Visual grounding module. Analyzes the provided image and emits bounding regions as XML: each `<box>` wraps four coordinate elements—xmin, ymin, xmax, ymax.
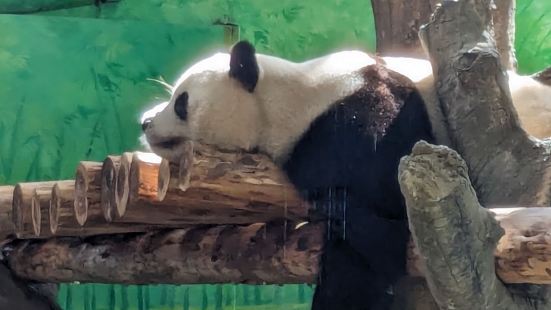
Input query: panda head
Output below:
<box><xmin>141</xmin><ymin>41</ymin><xmax>264</xmax><ymax>161</ymax></box>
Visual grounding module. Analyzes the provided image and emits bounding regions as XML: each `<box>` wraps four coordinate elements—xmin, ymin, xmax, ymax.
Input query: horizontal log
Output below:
<box><xmin>119</xmin><ymin>145</ymin><xmax>310</xmax><ymax>225</ymax></box>
<box><xmin>13</xmin><ymin>181</ymin><xmax>58</xmax><ymax>238</ymax></box>
<box><xmin>100</xmin><ymin>155</ymin><xmax>120</xmax><ymax>222</ymax></box>
<box><xmin>74</xmin><ymin>161</ymin><xmax>103</xmax><ymax>226</ymax></box>
<box><xmin>495</xmin><ymin>208</ymin><xmax>551</xmax><ymax>284</ymax></box>
<box><xmin>129</xmin><ymin>152</ymin><xmax>170</xmax><ymax>202</ymax></box>
<box><xmin>31</xmin><ymin>188</ymin><xmax>53</xmax><ymax>238</ymax></box>
<box><xmin>6</xmin><ymin>207</ymin><xmax>551</xmax><ymax>285</ymax></box>
<box><xmin>50</xmin><ymin>181</ymin><xmax>175</xmax><ymax>237</ymax></box>
<box><xmin>6</xmin><ymin>222</ymin><xmax>322</xmax><ymax>284</ymax></box>
<box><xmin>115</xmin><ymin>152</ymin><xmax>133</xmax><ymax>218</ymax></box>
<box><xmin>0</xmin><ymin>186</ymin><xmax>15</xmax><ymax>240</ymax></box>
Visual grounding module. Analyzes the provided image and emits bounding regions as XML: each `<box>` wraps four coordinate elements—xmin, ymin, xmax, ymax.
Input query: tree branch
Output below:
<box><xmin>399</xmin><ymin>141</ymin><xmax>547</xmax><ymax>309</ymax></box>
<box><xmin>419</xmin><ymin>0</ymin><xmax>551</xmax><ymax>207</ymax></box>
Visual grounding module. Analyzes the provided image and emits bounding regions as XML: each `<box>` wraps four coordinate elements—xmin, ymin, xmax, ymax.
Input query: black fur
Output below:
<box><xmin>229</xmin><ymin>41</ymin><xmax>259</xmax><ymax>92</ymax></box>
<box><xmin>174</xmin><ymin>91</ymin><xmax>189</xmax><ymax>121</ymax></box>
<box><xmin>281</xmin><ymin>65</ymin><xmax>435</xmax><ymax>310</ymax></box>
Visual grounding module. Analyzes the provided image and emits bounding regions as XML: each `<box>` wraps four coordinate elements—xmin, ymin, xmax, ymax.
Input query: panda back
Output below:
<box><xmin>281</xmin><ymin>64</ymin><xmax>435</xmax><ymax>219</ymax></box>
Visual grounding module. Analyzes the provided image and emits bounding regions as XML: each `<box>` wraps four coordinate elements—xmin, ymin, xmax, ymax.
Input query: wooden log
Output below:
<box><xmin>399</xmin><ymin>141</ymin><xmax>543</xmax><ymax>309</ymax></box>
<box><xmin>6</xmin><ymin>206</ymin><xmax>551</xmax><ymax>285</ymax></box>
<box><xmin>495</xmin><ymin>208</ymin><xmax>551</xmax><ymax>284</ymax></box>
<box><xmin>30</xmin><ymin>188</ymin><xmax>53</xmax><ymax>238</ymax></box>
<box><xmin>120</xmin><ymin>144</ymin><xmax>309</xmax><ymax>225</ymax></box>
<box><xmin>50</xmin><ymin>181</ymin><xmax>80</xmax><ymax>235</ymax></box>
<box><xmin>370</xmin><ymin>0</ymin><xmax>438</xmax><ymax>58</ymax></box>
<box><xmin>74</xmin><ymin>161</ymin><xmax>103</xmax><ymax>226</ymax></box>
<box><xmin>0</xmin><ymin>186</ymin><xmax>15</xmax><ymax>241</ymax></box>
<box><xmin>101</xmin><ymin>155</ymin><xmax>120</xmax><ymax>222</ymax></box>
<box><xmin>6</xmin><ymin>222</ymin><xmax>323</xmax><ymax>285</ymax></box>
<box><xmin>13</xmin><ymin>181</ymin><xmax>57</xmax><ymax>238</ymax></box>
<box><xmin>491</xmin><ymin>0</ymin><xmax>517</xmax><ymax>70</ymax></box>
<box><xmin>115</xmin><ymin>152</ymin><xmax>133</xmax><ymax>218</ymax></box>
<box><xmin>51</xmin><ymin>181</ymin><xmax>169</xmax><ymax>236</ymax></box>
<box><xmin>419</xmin><ymin>0</ymin><xmax>551</xmax><ymax>208</ymax></box>
<box><xmin>129</xmin><ymin>152</ymin><xmax>170</xmax><ymax>202</ymax></box>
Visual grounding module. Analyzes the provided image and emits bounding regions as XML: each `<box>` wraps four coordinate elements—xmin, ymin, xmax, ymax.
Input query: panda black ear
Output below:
<box><xmin>229</xmin><ymin>40</ymin><xmax>259</xmax><ymax>93</ymax></box>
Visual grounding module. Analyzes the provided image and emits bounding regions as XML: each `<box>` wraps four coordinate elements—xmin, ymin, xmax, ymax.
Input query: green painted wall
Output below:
<box><xmin>0</xmin><ymin>0</ymin><xmax>550</xmax><ymax>309</ymax></box>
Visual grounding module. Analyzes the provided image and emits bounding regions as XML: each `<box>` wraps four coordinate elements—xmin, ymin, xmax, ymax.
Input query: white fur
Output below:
<box><xmin>383</xmin><ymin>57</ymin><xmax>551</xmax><ymax>142</ymax></box>
<box><xmin>508</xmin><ymin>73</ymin><xmax>551</xmax><ymax>139</ymax></box>
<box><xmin>143</xmin><ymin>51</ymin><xmax>375</xmax><ymax>162</ymax></box>
<box><xmin>142</xmin><ymin>49</ymin><xmax>551</xmax><ymax>163</ymax></box>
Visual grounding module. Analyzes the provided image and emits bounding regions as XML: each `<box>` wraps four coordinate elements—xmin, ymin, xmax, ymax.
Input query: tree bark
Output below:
<box><xmin>115</xmin><ymin>152</ymin><xmax>133</xmax><ymax>218</ymax></box>
<box><xmin>0</xmin><ymin>186</ymin><xmax>15</xmax><ymax>241</ymax></box>
<box><xmin>31</xmin><ymin>188</ymin><xmax>53</xmax><ymax>238</ymax></box>
<box><xmin>492</xmin><ymin>0</ymin><xmax>517</xmax><ymax>70</ymax></box>
<box><xmin>399</xmin><ymin>141</ymin><xmax>548</xmax><ymax>309</ymax></box>
<box><xmin>419</xmin><ymin>0</ymin><xmax>551</xmax><ymax>208</ymax></box>
<box><xmin>129</xmin><ymin>152</ymin><xmax>170</xmax><ymax>202</ymax></box>
<box><xmin>8</xmin><ymin>206</ymin><xmax>551</xmax><ymax>286</ymax></box>
<box><xmin>101</xmin><ymin>155</ymin><xmax>120</xmax><ymax>222</ymax></box>
<box><xmin>370</xmin><ymin>0</ymin><xmax>439</xmax><ymax>58</ymax></box>
<box><xmin>370</xmin><ymin>0</ymin><xmax>517</xmax><ymax>67</ymax></box>
<box><xmin>74</xmin><ymin>161</ymin><xmax>104</xmax><ymax>226</ymax></box>
<box><xmin>13</xmin><ymin>181</ymin><xmax>58</xmax><ymax>238</ymax></box>
<box><xmin>49</xmin><ymin>180</ymin><xmax>171</xmax><ymax>236</ymax></box>
<box><xmin>118</xmin><ymin>144</ymin><xmax>310</xmax><ymax>225</ymax></box>
<box><xmin>6</xmin><ymin>222</ymin><xmax>323</xmax><ymax>285</ymax></box>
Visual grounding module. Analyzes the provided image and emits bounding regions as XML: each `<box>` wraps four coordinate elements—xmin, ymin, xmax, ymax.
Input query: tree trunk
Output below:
<box><xmin>74</xmin><ymin>162</ymin><xmax>104</xmax><ymax>226</ymax></box>
<box><xmin>419</xmin><ymin>0</ymin><xmax>551</xmax><ymax>208</ymax></box>
<box><xmin>492</xmin><ymin>0</ymin><xmax>517</xmax><ymax>70</ymax></box>
<box><xmin>7</xmin><ymin>207</ymin><xmax>551</xmax><ymax>285</ymax></box>
<box><xmin>370</xmin><ymin>0</ymin><xmax>439</xmax><ymax>58</ymax></box>
<box><xmin>6</xmin><ymin>222</ymin><xmax>323</xmax><ymax>285</ymax></box>
<box><xmin>0</xmin><ymin>186</ymin><xmax>15</xmax><ymax>241</ymax></box>
<box><xmin>399</xmin><ymin>141</ymin><xmax>548</xmax><ymax>309</ymax></box>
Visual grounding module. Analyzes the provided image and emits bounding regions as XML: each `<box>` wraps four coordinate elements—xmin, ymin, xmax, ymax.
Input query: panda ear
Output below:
<box><xmin>229</xmin><ymin>40</ymin><xmax>259</xmax><ymax>93</ymax></box>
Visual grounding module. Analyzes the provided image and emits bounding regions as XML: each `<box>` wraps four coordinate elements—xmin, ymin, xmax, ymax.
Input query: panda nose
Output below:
<box><xmin>141</xmin><ymin>118</ymin><xmax>153</xmax><ymax>132</ymax></box>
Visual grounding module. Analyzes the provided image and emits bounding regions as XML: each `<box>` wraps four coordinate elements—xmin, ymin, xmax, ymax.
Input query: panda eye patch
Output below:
<box><xmin>174</xmin><ymin>92</ymin><xmax>188</xmax><ymax>121</ymax></box>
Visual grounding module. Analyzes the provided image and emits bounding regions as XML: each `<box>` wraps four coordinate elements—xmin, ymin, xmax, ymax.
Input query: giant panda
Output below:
<box><xmin>140</xmin><ymin>40</ymin><xmax>551</xmax><ymax>310</ymax></box>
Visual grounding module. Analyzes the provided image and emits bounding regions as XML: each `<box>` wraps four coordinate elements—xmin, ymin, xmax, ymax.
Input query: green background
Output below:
<box><xmin>0</xmin><ymin>0</ymin><xmax>549</xmax><ymax>309</ymax></box>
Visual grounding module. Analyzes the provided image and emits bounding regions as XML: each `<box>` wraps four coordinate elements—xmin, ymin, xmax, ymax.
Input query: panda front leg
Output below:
<box><xmin>311</xmin><ymin>202</ymin><xmax>409</xmax><ymax>310</ymax></box>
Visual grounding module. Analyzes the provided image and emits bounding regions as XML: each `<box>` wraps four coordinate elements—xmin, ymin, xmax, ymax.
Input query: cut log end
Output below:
<box><xmin>129</xmin><ymin>152</ymin><xmax>170</xmax><ymax>202</ymax></box>
<box><xmin>116</xmin><ymin>152</ymin><xmax>133</xmax><ymax>218</ymax></box>
<box><xmin>101</xmin><ymin>156</ymin><xmax>120</xmax><ymax>222</ymax></box>
<box><xmin>49</xmin><ymin>183</ymin><xmax>66</xmax><ymax>235</ymax></box>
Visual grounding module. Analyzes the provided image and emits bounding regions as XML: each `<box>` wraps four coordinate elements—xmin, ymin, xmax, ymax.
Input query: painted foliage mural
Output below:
<box><xmin>0</xmin><ymin>0</ymin><xmax>549</xmax><ymax>309</ymax></box>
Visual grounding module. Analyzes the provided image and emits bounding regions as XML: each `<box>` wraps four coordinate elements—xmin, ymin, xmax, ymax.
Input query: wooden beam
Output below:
<box><xmin>6</xmin><ymin>205</ymin><xmax>551</xmax><ymax>285</ymax></box>
<box><xmin>6</xmin><ymin>222</ymin><xmax>323</xmax><ymax>285</ymax></box>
